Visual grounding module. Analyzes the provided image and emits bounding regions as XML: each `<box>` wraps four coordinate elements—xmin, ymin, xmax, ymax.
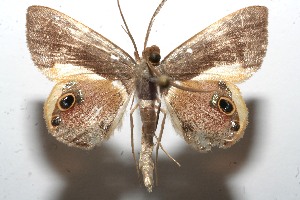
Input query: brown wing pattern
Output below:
<box><xmin>44</xmin><ymin>78</ymin><xmax>132</xmax><ymax>149</ymax></box>
<box><xmin>26</xmin><ymin>6</ymin><xmax>135</xmax><ymax>81</ymax></box>
<box><xmin>164</xmin><ymin>81</ymin><xmax>248</xmax><ymax>151</ymax></box>
<box><xmin>160</xmin><ymin>6</ymin><xmax>268</xmax><ymax>82</ymax></box>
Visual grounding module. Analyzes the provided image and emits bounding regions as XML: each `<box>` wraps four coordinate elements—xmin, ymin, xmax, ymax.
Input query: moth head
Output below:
<box><xmin>143</xmin><ymin>45</ymin><xmax>161</xmax><ymax>66</ymax></box>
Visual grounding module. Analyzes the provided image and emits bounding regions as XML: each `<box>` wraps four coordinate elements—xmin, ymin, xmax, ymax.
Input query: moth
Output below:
<box><xmin>26</xmin><ymin>0</ymin><xmax>268</xmax><ymax>192</ymax></box>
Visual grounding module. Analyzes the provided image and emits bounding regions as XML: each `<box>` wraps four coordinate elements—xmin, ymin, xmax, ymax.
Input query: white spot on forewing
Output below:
<box><xmin>111</xmin><ymin>54</ymin><xmax>119</xmax><ymax>61</ymax></box>
<box><xmin>54</xmin><ymin>16</ymin><xmax>60</xmax><ymax>21</ymax></box>
<box><xmin>186</xmin><ymin>48</ymin><xmax>193</xmax><ymax>54</ymax></box>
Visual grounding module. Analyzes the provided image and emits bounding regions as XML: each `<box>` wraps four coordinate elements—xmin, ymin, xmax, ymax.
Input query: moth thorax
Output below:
<box><xmin>135</xmin><ymin>77</ymin><xmax>157</xmax><ymax>100</ymax></box>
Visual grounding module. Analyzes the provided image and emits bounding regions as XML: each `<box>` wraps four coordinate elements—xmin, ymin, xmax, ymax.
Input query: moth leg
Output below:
<box><xmin>154</xmin><ymin>107</ymin><xmax>181</xmax><ymax>180</ymax></box>
<box><xmin>152</xmin><ymin>96</ymin><xmax>163</xmax><ymax>186</ymax></box>
<box><xmin>154</xmin><ymin>105</ymin><xmax>165</xmax><ymax>187</ymax></box>
<box><xmin>130</xmin><ymin>100</ymin><xmax>140</xmax><ymax>180</ymax></box>
<box><xmin>155</xmin><ymin>101</ymin><xmax>161</xmax><ymax>130</ymax></box>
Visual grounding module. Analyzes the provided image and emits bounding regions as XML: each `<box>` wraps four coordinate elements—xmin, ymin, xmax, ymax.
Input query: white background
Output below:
<box><xmin>1</xmin><ymin>0</ymin><xmax>300</xmax><ymax>199</ymax></box>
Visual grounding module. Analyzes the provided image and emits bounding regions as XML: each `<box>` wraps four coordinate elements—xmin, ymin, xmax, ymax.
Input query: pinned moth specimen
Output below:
<box><xmin>26</xmin><ymin>0</ymin><xmax>268</xmax><ymax>192</ymax></box>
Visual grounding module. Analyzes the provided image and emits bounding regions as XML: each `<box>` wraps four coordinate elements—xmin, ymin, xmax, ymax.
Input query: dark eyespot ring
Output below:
<box><xmin>58</xmin><ymin>93</ymin><xmax>76</xmax><ymax>111</ymax></box>
<box><xmin>218</xmin><ymin>97</ymin><xmax>235</xmax><ymax>115</ymax></box>
<box><xmin>51</xmin><ymin>115</ymin><xmax>61</xmax><ymax>126</ymax></box>
<box><xmin>231</xmin><ymin>121</ymin><xmax>240</xmax><ymax>131</ymax></box>
<box><xmin>149</xmin><ymin>52</ymin><xmax>161</xmax><ymax>63</ymax></box>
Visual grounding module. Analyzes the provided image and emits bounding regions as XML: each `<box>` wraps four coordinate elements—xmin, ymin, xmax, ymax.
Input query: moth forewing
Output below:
<box><xmin>26</xmin><ymin>6</ymin><xmax>136</xmax><ymax>82</ymax></box>
<box><xmin>159</xmin><ymin>6</ymin><xmax>268</xmax><ymax>83</ymax></box>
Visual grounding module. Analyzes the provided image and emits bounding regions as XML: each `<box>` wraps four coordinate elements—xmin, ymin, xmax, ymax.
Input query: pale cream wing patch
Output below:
<box><xmin>44</xmin><ymin>76</ymin><xmax>133</xmax><ymax>149</ymax></box>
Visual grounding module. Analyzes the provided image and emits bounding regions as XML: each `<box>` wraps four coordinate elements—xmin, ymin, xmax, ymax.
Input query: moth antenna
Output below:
<box><xmin>144</xmin><ymin>0</ymin><xmax>167</xmax><ymax>50</ymax></box>
<box><xmin>117</xmin><ymin>0</ymin><xmax>140</xmax><ymax>61</ymax></box>
<box><xmin>121</xmin><ymin>25</ymin><xmax>129</xmax><ymax>35</ymax></box>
